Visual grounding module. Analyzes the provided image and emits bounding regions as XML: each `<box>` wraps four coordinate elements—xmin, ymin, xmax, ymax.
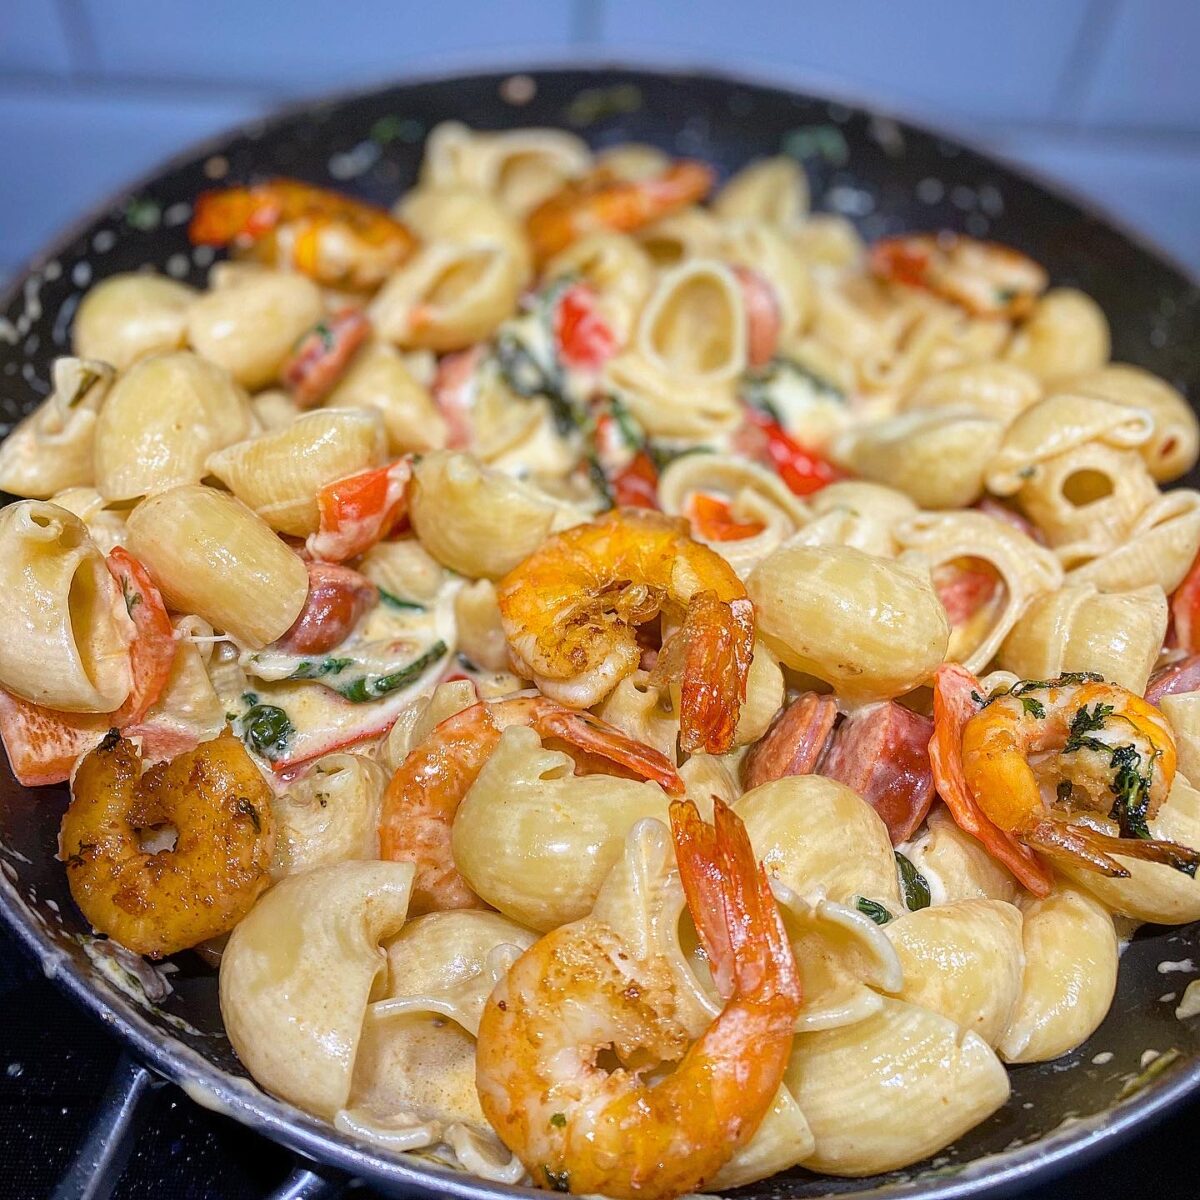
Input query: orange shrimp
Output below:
<box><xmin>870</xmin><ymin>232</ymin><xmax>1048</xmax><ymax>318</ymax></box>
<box><xmin>189</xmin><ymin>177</ymin><xmax>416</xmax><ymax>289</ymax></box>
<box><xmin>474</xmin><ymin>796</ymin><xmax>802</xmax><ymax>1198</ymax></box>
<box><xmin>496</xmin><ymin>509</ymin><xmax>755</xmax><ymax>754</ymax></box>
<box><xmin>527</xmin><ymin>160</ymin><xmax>715</xmax><ymax>264</ymax></box>
<box><xmin>378</xmin><ymin>696</ymin><xmax>683</xmax><ymax>914</ymax></box>
<box><xmin>933</xmin><ymin>664</ymin><xmax>1199</xmax><ymax>888</ymax></box>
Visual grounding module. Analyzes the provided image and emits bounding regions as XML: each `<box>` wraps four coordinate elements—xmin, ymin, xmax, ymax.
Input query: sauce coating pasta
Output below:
<box><xmin>2</xmin><ymin>122</ymin><xmax>1199</xmax><ymax>1196</ymax></box>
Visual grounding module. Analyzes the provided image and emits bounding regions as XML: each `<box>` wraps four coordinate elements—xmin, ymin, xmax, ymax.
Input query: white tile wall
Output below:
<box><xmin>1</xmin><ymin>0</ymin><xmax>1198</xmax><ymax>278</ymax></box>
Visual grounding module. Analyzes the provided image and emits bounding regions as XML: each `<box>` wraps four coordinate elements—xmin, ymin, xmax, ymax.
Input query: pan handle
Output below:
<box><xmin>51</xmin><ymin>1051</ymin><xmax>162</xmax><ymax>1200</ymax></box>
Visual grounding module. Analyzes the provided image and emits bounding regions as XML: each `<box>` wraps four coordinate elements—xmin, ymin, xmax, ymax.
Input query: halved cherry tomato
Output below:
<box><xmin>282</xmin><ymin>307</ymin><xmax>370</xmax><ymax>409</ymax></box>
<box><xmin>732</xmin><ymin>266</ymin><xmax>782</xmax><ymax>369</ymax></box>
<box><xmin>1171</xmin><ymin>551</ymin><xmax>1200</xmax><ymax>653</ymax></box>
<box><xmin>611</xmin><ymin>449</ymin><xmax>660</xmax><ymax>509</ymax></box>
<box><xmin>0</xmin><ymin>549</ymin><xmax>176</xmax><ymax>786</ymax></box>
<box><xmin>686</xmin><ymin>492</ymin><xmax>765</xmax><ymax>542</ymax></box>
<box><xmin>306</xmin><ymin>459</ymin><xmax>412</xmax><ymax>563</ymax></box>
<box><xmin>739</xmin><ymin>406</ymin><xmax>846</xmax><ymax>497</ymax></box>
<box><xmin>929</xmin><ymin>663</ymin><xmax>1053</xmax><ymax>897</ymax></box>
<box><xmin>553</xmin><ymin>282</ymin><xmax>618</xmax><ymax>371</ymax></box>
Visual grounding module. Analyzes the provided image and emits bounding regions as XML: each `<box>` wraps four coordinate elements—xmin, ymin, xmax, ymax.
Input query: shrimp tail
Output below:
<box><xmin>670</xmin><ymin>796</ymin><xmax>802</xmax><ymax>1010</ymax></box>
<box><xmin>1028</xmin><ymin>820</ymin><xmax>1200</xmax><ymax>879</ymax></box>
<box><xmin>530</xmin><ymin>703</ymin><xmax>685</xmax><ymax>796</ymax></box>
<box><xmin>672</xmin><ymin>592</ymin><xmax>755</xmax><ymax>755</ymax></box>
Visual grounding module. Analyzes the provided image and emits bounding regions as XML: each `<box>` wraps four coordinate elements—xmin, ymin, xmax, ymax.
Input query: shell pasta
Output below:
<box><xmin>3</xmin><ymin>123</ymin><xmax>1200</xmax><ymax>1199</ymax></box>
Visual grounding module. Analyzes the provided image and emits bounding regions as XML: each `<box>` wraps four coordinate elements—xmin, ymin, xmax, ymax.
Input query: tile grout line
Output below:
<box><xmin>1051</xmin><ymin>0</ymin><xmax>1123</xmax><ymax>130</ymax></box>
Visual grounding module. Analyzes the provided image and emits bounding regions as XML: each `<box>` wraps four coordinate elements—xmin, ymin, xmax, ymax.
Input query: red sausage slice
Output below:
<box><xmin>741</xmin><ymin>692</ymin><xmax>838</xmax><ymax>792</ymax></box>
<box><xmin>820</xmin><ymin>701</ymin><xmax>936</xmax><ymax>845</ymax></box>
<box><xmin>1146</xmin><ymin>655</ymin><xmax>1200</xmax><ymax>706</ymax></box>
<box><xmin>273</xmin><ymin>562</ymin><xmax>379</xmax><ymax>656</ymax></box>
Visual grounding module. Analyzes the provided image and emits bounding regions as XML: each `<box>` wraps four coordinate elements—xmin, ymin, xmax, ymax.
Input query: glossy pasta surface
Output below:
<box><xmin>2</xmin><ymin>120</ymin><xmax>1200</xmax><ymax>1199</ymax></box>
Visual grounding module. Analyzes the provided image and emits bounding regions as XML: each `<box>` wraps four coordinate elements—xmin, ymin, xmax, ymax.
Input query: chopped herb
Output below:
<box><xmin>288</xmin><ymin>657</ymin><xmax>354</xmax><ymax>681</ymax></box>
<box><xmin>543</xmin><ymin>1166</ymin><xmax>572</xmax><ymax>1192</ymax></box>
<box><xmin>607</xmin><ymin>393</ymin><xmax>645</xmax><ymax>450</ymax></box>
<box><xmin>854</xmin><ymin>897</ymin><xmax>893</xmax><ymax>925</ymax></box>
<box><xmin>224</xmin><ymin>712</ymin><xmax>237</xmax><ymax>723</ymax></box>
<box><xmin>994</xmin><ymin>286</ymin><xmax>1019</xmax><ymax>305</ymax></box>
<box><xmin>235</xmin><ymin>797</ymin><xmax>262</xmax><ymax>833</ymax></box>
<box><xmin>1009</xmin><ymin>672</ymin><xmax>1103</xmax><ymax>697</ymax></box>
<box><xmin>494</xmin><ymin>331</ymin><xmax>579</xmax><ymax>435</ymax></box>
<box><xmin>369</xmin><ymin>114</ymin><xmax>423</xmax><ymax>144</ymax></box>
<box><xmin>1017</xmin><ymin>465</ymin><xmax>1037</xmax><ymax>480</ymax></box>
<box><xmin>549</xmin><ymin>1112</ymin><xmax>567</xmax><ymax>1129</ymax></box>
<box><xmin>1118</xmin><ymin>1048</ymin><xmax>1182</xmax><ymax>1099</ymax></box>
<box><xmin>1063</xmin><ymin>702</ymin><xmax>1115</xmax><ymax>754</ymax></box>
<box><xmin>895</xmin><ymin>852</ymin><xmax>931</xmax><ymax>911</ymax></box>
<box><xmin>586</xmin><ymin>454</ymin><xmax>614</xmax><ymax>508</ymax></box>
<box><xmin>120</xmin><ymin>575</ymin><xmax>142</xmax><ymax>617</ymax></box>
<box><xmin>1108</xmin><ymin>742</ymin><xmax>1153</xmax><ymax>840</ymax></box>
<box><xmin>969</xmin><ymin>689</ymin><xmax>987</xmax><ymax>707</ymax></box>
<box><xmin>1019</xmin><ymin>695</ymin><xmax>1046</xmax><ymax>719</ymax></box>
<box><xmin>334</xmin><ymin>641</ymin><xmax>447</xmax><ymax>703</ymax></box>
<box><xmin>378</xmin><ymin>588</ymin><xmax>425</xmax><ymax>612</ymax></box>
<box><xmin>312</xmin><ymin>321</ymin><xmax>334</xmax><ymax>351</ymax></box>
<box><xmin>743</xmin><ymin>356</ymin><xmax>845</xmax><ymax>418</ymax></box>
<box><xmin>1056</xmin><ymin>780</ymin><xmax>1074</xmax><ymax>803</ymax></box>
<box><xmin>241</xmin><ymin>692</ymin><xmax>260</xmax><ymax>707</ymax></box>
<box><xmin>240</xmin><ymin>704</ymin><xmax>294</xmax><ymax>761</ymax></box>
<box><xmin>456</xmin><ymin>651</ymin><xmax>480</xmax><ymax>674</ymax></box>
<box><xmin>99</xmin><ymin>728</ymin><xmax>121</xmax><ymax>752</ymax></box>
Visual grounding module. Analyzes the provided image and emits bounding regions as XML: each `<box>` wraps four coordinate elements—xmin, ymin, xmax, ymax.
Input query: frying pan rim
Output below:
<box><xmin>0</xmin><ymin>56</ymin><xmax>1197</xmax><ymax>1200</ymax></box>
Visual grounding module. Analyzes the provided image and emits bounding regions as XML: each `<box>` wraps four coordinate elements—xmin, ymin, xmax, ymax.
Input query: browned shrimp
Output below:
<box><xmin>189</xmin><ymin>177</ymin><xmax>416</xmax><ymax>289</ymax></box>
<box><xmin>497</xmin><ymin>509</ymin><xmax>755</xmax><ymax>754</ymax></box>
<box><xmin>527</xmin><ymin>160</ymin><xmax>715</xmax><ymax>263</ymax></box>
<box><xmin>60</xmin><ymin>731</ymin><xmax>274</xmax><ymax>958</ymax></box>
<box><xmin>475</xmin><ymin>797</ymin><xmax>803</xmax><ymax>1198</ymax></box>
<box><xmin>379</xmin><ymin>696</ymin><xmax>683</xmax><ymax>914</ymax></box>
<box><xmin>870</xmin><ymin>232</ymin><xmax>1048</xmax><ymax>318</ymax></box>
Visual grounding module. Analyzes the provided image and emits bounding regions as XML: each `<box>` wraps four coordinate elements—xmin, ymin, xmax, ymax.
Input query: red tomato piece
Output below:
<box><xmin>281</xmin><ymin>307</ymin><xmax>370</xmax><ymax>409</ymax></box>
<box><xmin>611</xmin><ymin>450</ymin><xmax>660</xmax><ymax>509</ymax></box>
<box><xmin>1171</xmin><ymin>551</ymin><xmax>1200</xmax><ymax>654</ymax></box>
<box><xmin>307</xmin><ymin>459</ymin><xmax>412</xmax><ymax>563</ymax></box>
<box><xmin>553</xmin><ymin>282</ymin><xmax>618</xmax><ymax>371</ymax></box>
<box><xmin>106</xmin><ymin>547</ymin><xmax>176</xmax><ymax>726</ymax></box>
<box><xmin>740</xmin><ymin>406</ymin><xmax>846</xmax><ymax>497</ymax></box>
<box><xmin>686</xmin><ymin>492</ymin><xmax>765</xmax><ymax>542</ymax></box>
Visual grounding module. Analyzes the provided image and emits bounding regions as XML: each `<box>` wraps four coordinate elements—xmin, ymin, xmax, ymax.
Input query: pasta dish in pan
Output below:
<box><xmin>2</xmin><ymin>119</ymin><xmax>1200</xmax><ymax>1196</ymax></box>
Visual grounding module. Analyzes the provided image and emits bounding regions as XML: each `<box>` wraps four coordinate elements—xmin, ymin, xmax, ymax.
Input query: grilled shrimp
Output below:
<box><xmin>189</xmin><ymin>177</ymin><xmax>416</xmax><ymax>289</ymax></box>
<box><xmin>527</xmin><ymin>160</ymin><xmax>714</xmax><ymax>263</ymax></box>
<box><xmin>378</xmin><ymin>696</ymin><xmax>683</xmax><ymax>914</ymax></box>
<box><xmin>475</xmin><ymin>797</ymin><xmax>803</xmax><ymax>1198</ymax></box>
<box><xmin>869</xmin><ymin>233</ymin><xmax>1048</xmax><ymax>318</ymax></box>
<box><xmin>496</xmin><ymin>509</ymin><xmax>755</xmax><ymax>754</ymax></box>
<box><xmin>60</xmin><ymin>731</ymin><xmax>275</xmax><ymax>958</ymax></box>
<box><xmin>934</xmin><ymin>666</ymin><xmax>1200</xmax><ymax>886</ymax></box>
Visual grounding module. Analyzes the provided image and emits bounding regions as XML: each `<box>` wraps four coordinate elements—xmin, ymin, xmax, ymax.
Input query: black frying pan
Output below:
<box><xmin>2</xmin><ymin>65</ymin><xmax>1200</xmax><ymax>1200</ymax></box>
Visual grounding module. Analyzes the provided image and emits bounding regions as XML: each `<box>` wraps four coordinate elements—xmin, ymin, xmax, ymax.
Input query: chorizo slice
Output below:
<box><xmin>741</xmin><ymin>691</ymin><xmax>837</xmax><ymax>791</ymax></box>
<box><xmin>820</xmin><ymin>701</ymin><xmax>935</xmax><ymax>845</ymax></box>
